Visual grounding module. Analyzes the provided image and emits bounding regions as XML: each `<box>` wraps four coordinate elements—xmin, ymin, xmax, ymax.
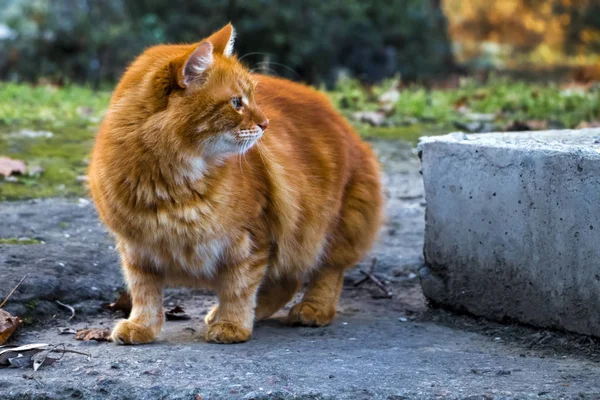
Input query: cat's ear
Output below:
<box><xmin>206</xmin><ymin>23</ymin><xmax>236</xmax><ymax>57</ymax></box>
<box><xmin>179</xmin><ymin>41</ymin><xmax>214</xmax><ymax>87</ymax></box>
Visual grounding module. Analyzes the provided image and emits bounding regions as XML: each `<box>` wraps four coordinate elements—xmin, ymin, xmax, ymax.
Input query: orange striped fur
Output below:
<box><xmin>88</xmin><ymin>24</ymin><xmax>383</xmax><ymax>344</ymax></box>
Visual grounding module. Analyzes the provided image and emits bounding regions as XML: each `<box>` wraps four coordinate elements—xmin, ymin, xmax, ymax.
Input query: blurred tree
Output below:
<box><xmin>0</xmin><ymin>0</ymin><xmax>457</xmax><ymax>85</ymax></box>
<box><xmin>443</xmin><ymin>0</ymin><xmax>600</xmax><ymax>69</ymax></box>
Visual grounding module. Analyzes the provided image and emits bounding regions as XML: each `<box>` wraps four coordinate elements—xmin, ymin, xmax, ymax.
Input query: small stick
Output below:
<box><xmin>0</xmin><ymin>273</ymin><xmax>29</xmax><ymax>308</ymax></box>
<box><xmin>54</xmin><ymin>348</ymin><xmax>92</xmax><ymax>357</ymax></box>
<box><xmin>354</xmin><ymin>258</ymin><xmax>377</xmax><ymax>287</ymax></box>
<box><xmin>56</xmin><ymin>300</ymin><xmax>76</xmax><ymax>320</ymax></box>
<box><xmin>355</xmin><ymin>258</ymin><xmax>393</xmax><ymax>298</ymax></box>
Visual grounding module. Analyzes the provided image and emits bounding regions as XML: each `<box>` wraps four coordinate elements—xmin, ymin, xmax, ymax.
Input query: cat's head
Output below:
<box><xmin>141</xmin><ymin>24</ymin><xmax>268</xmax><ymax>160</ymax></box>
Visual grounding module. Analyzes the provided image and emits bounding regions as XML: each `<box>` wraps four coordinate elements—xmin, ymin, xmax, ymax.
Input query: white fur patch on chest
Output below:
<box><xmin>181</xmin><ymin>157</ymin><xmax>207</xmax><ymax>182</ymax></box>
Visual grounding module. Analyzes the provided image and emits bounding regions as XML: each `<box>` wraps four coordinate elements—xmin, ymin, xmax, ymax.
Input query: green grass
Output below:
<box><xmin>1</xmin><ymin>77</ymin><xmax>599</xmax><ymax>200</ymax></box>
<box><xmin>0</xmin><ymin>83</ymin><xmax>111</xmax><ymax>200</ymax></box>
<box><xmin>0</xmin><ymin>237</ymin><xmax>42</xmax><ymax>245</ymax></box>
<box><xmin>330</xmin><ymin>75</ymin><xmax>600</xmax><ymax>139</ymax></box>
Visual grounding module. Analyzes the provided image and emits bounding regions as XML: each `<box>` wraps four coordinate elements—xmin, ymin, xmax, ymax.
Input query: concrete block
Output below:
<box><xmin>419</xmin><ymin>129</ymin><xmax>600</xmax><ymax>336</ymax></box>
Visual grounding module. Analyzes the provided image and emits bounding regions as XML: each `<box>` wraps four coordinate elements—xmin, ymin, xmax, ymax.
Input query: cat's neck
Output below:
<box><xmin>110</xmin><ymin>139</ymin><xmax>226</xmax><ymax>206</ymax></box>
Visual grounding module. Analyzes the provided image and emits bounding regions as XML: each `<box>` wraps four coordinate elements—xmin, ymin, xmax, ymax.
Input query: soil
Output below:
<box><xmin>1</xmin><ymin>139</ymin><xmax>599</xmax><ymax>399</ymax></box>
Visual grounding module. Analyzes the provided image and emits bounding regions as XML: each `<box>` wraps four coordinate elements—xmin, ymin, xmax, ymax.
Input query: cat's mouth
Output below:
<box><xmin>237</xmin><ymin>127</ymin><xmax>264</xmax><ymax>141</ymax></box>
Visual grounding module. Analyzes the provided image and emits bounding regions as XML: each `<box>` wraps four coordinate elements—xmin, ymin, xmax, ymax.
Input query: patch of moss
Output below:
<box><xmin>0</xmin><ymin>83</ymin><xmax>109</xmax><ymax>200</ymax></box>
<box><xmin>358</xmin><ymin>124</ymin><xmax>450</xmax><ymax>144</ymax></box>
<box><xmin>0</xmin><ymin>122</ymin><xmax>97</xmax><ymax>200</ymax></box>
<box><xmin>25</xmin><ymin>298</ymin><xmax>40</xmax><ymax>312</ymax></box>
<box><xmin>0</xmin><ymin>237</ymin><xmax>42</xmax><ymax>245</ymax></box>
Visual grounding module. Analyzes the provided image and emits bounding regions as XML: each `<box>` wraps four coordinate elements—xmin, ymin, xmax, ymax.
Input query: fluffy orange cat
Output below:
<box><xmin>88</xmin><ymin>23</ymin><xmax>383</xmax><ymax>345</ymax></box>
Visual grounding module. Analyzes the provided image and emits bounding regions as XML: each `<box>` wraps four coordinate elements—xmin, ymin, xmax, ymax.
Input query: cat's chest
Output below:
<box><xmin>126</xmin><ymin>202</ymin><xmax>233</xmax><ymax>277</ymax></box>
<box><xmin>124</xmin><ymin>235</ymin><xmax>230</xmax><ymax>278</ymax></box>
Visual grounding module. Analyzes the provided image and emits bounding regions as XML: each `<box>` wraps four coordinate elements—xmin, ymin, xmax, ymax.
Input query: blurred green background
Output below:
<box><xmin>0</xmin><ymin>0</ymin><xmax>599</xmax><ymax>200</ymax></box>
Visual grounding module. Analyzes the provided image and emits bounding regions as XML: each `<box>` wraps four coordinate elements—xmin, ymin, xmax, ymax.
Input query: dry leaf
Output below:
<box><xmin>0</xmin><ymin>344</ymin><xmax>49</xmax><ymax>366</ymax></box>
<box><xmin>8</xmin><ymin>354</ymin><xmax>34</xmax><ymax>368</ymax></box>
<box><xmin>75</xmin><ymin>328</ymin><xmax>112</xmax><ymax>342</ymax></box>
<box><xmin>454</xmin><ymin>95</ymin><xmax>469</xmax><ymax>111</ymax></box>
<box><xmin>0</xmin><ymin>309</ymin><xmax>22</xmax><ymax>345</ymax></box>
<box><xmin>32</xmin><ymin>348</ymin><xmax>59</xmax><ymax>371</ymax></box>
<box><xmin>103</xmin><ymin>291</ymin><xmax>132</xmax><ymax>317</ymax></box>
<box><xmin>576</xmin><ymin>121</ymin><xmax>600</xmax><ymax>129</ymax></box>
<box><xmin>165</xmin><ymin>305</ymin><xmax>191</xmax><ymax>321</ymax></box>
<box><xmin>0</xmin><ymin>343</ymin><xmax>90</xmax><ymax>370</ymax></box>
<box><xmin>0</xmin><ymin>157</ymin><xmax>26</xmax><ymax>178</ymax></box>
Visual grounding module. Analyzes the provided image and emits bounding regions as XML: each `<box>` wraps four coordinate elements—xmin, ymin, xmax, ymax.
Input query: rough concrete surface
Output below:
<box><xmin>1</xmin><ymin>139</ymin><xmax>600</xmax><ymax>399</ymax></box>
<box><xmin>419</xmin><ymin>129</ymin><xmax>600</xmax><ymax>337</ymax></box>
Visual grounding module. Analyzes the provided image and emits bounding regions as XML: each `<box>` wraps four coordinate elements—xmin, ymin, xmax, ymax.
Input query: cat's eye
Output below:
<box><xmin>231</xmin><ymin>96</ymin><xmax>243</xmax><ymax>111</ymax></box>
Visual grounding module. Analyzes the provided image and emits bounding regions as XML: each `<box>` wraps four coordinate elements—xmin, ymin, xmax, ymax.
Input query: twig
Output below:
<box><xmin>353</xmin><ymin>258</ymin><xmax>377</xmax><ymax>287</ymax></box>
<box><xmin>55</xmin><ymin>300</ymin><xmax>76</xmax><ymax>320</ymax></box>
<box><xmin>54</xmin><ymin>348</ymin><xmax>92</xmax><ymax>357</ymax></box>
<box><xmin>354</xmin><ymin>258</ymin><xmax>393</xmax><ymax>298</ymax></box>
<box><xmin>0</xmin><ymin>273</ymin><xmax>29</xmax><ymax>308</ymax></box>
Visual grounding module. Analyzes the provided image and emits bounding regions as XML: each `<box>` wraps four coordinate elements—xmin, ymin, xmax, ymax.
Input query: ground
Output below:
<box><xmin>1</xmin><ymin>140</ymin><xmax>600</xmax><ymax>399</ymax></box>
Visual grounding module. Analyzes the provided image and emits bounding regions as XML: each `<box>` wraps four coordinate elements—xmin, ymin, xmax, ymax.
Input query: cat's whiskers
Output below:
<box><xmin>256</xmin><ymin>138</ymin><xmax>283</xmax><ymax>172</ymax></box>
<box><xmin>242</xmin><ymin>138</ymin><xmax>252</xmax><ymax>169</ymax></box>
<box><xmin>238</xmin><ymin>142</ymin><xmax>245</xmax><ymax>176</ymax></box>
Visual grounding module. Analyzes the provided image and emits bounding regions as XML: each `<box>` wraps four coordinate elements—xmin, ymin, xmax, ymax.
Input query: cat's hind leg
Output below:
<box><xmin>255</xmin><ymin>274</ymin><xmax>301</xmax><ymax>321</ymax></box>
<box><xmin>205</xmin><ymin>274</ymin><xmax>300</xmax><ymax>325</ymax></box>
<box><xmin>288</xmin><ymin>264</ymin><xmax>344</xmax><ymax>326</ymax></box>
<box><xmin>288</xmin><ymin>164</ymin><xmax>382</xmax><ymax>327</ymax></box>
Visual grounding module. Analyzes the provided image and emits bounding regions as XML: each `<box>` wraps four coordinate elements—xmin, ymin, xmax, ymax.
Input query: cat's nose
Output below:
<box><xmin>257</xmin><ymin>119</ymin><xmax>269</xmax><ymax>131</ymax></box>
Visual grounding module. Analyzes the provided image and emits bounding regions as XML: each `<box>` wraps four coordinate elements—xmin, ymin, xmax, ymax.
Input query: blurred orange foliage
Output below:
<box><xmin>443</xmin><ymin>0</ymin><xmax>600</xmax><ymax>69</ymax></box>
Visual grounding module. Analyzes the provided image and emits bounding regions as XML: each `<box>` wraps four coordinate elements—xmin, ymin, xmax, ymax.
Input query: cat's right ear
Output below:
<box><xmin>178</xmin><ymin>41</ymin><xmax>214</xmax><ymax>88</ymax></box>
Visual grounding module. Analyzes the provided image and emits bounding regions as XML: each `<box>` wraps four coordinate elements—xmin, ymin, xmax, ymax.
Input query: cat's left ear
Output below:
<box><xmin>179</xmin><ymin>41</ymin><xmax>214</xmax><ymax>88</ymax></box>
<box><xmin>206</xmin><ymin>23</ymin><xmax>236</xmax><ymax>57</ymax></box>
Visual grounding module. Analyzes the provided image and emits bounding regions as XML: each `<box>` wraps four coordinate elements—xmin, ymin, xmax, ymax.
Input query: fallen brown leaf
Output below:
<box><xmin>75</xmin><ymin>328</ymin><xmax>112</xmax><ymax>342</ymax></box>
<box><xmin>165</xmin><ymin>305</ymin><xmax>191</xmax><ymax>321</ymax></box>
<box><xmin>0</xmin><ymin>157</ymin><xmax>26</xmax><ymax>178</ymax></box>
<box><xmin>576</xmin><ymin>121</ymin><xmax>600</xmax><ymax>129</ymax></box>
<box><xmin>454</xmin><ymin>95</ymin><xmax>469</xmax><ymax>110</ymax></box>
<box><xmin>103</xmin><ymin>291</ymin><xmax>132</xmax><ymax>317</ymax></box>
<box><xmin>0</xmin><ymin>309</ymin><xmax>22</xmax><ymax>345</ymax></box>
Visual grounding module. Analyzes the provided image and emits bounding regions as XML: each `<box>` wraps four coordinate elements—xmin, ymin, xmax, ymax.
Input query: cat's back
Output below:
<box><xmin>253</xmin><ymin>75</ymin><xmax>355</xmax><ymax>141</ymax></box>
<box><xmin>252</xmin><ymin>74</ymin><xmax>378</xmax><ymax>179</ymax></box>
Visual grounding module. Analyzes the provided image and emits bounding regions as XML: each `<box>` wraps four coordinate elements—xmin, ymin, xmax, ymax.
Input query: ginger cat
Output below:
<box><xmin>88</xmin><ymin>23</ymin><xmax>383</xmax><ymax>345</ymax></box>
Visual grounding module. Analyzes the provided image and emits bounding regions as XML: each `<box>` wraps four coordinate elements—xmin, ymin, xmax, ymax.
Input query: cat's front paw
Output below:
<box><xmin>205</xmin><ymin>321</ymin><xmax>251</xmax><ymax>344</ymax></box>
<box><xmin>112</xmin><ymin>320</ymin><xmax>157</xmax><ymax>345</ymax></box>
<box><xmin>288</xmin><ymin>302</ymin><xmax>335</xmax><ymax>327</ymax></box>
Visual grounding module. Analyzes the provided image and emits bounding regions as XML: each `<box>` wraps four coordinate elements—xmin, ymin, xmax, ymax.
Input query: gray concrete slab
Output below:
<box><xmin>419</xmin><ymin>129</ymin><xmax>600</xmax><ymax>337</ymax></box>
